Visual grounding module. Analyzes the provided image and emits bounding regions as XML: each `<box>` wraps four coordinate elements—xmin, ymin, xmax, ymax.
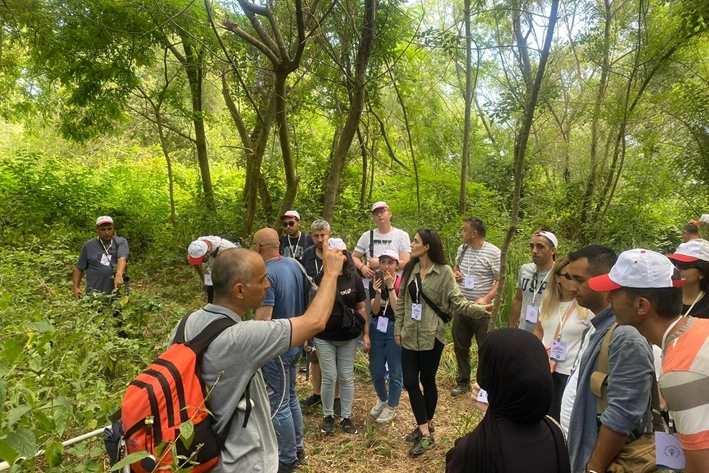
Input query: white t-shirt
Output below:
<box><xmin>560</xmin><ymin>325</ymin><xmax>596</xmax><ymax>435</ymax></box>
<box><xmin>355</xmin><ymin>228</ymin><xmax>411</xmax><ymax>262</ymax></box>
<box><xmin>539</xmin><ymin>302</ymin><xmax>594</xmax><ymax>375</ymax></box>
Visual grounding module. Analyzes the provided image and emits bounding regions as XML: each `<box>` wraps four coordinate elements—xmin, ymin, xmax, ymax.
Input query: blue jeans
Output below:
<box><xmin>368</xmin><ymin>317</ymin><xmax>403</xmax><ymax>407</ymax></box>
<box><xmin>262</xmin><ymin>350</ymin><xmax>304</xmax><ymax>465</ymax></box>
<box><xmin>313</xmin><ymin>337</ymin><xmax>357</xmax><ymax>418</ymax></box>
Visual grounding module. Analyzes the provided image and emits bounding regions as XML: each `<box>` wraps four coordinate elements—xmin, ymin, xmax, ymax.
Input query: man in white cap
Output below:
<box><xmin>279</xmin><ymin>210</ymin><xmax>313</xmax><ymax>261</ymax></box>
<box><xmin>509</xmin><ymin>230</ymin><xmax>558</xmax><ymax>331</ymax></box>
<box><xmin>188</xmin><ymin>236</ymin><xmax>237</xmax><ymax>303</ymax></box>
<box><xmin>591</xmin><ymin>249</ymin><xmax>709</xmax><ymax>473</ymax></box>
<box><xmin>73</xmin><ymin>216</ymin><xmax>129</xmax><ymax>299</ymax></box>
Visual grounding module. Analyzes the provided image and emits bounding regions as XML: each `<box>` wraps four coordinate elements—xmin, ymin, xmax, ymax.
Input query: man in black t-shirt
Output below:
<box><xmin>302</xmin><ymin>219</ymin><xmax>330</xmax><ymax>278</ymax></box>
<box><xmin>279</xmin><ymin>210</ymin><xmax>313</xmax><ymax>261</ymax></box>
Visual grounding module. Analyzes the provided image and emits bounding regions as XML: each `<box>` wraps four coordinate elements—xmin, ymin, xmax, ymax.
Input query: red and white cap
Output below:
<box><xmin>589</xmin><ymin>248</ymin><xmax>685</xmax><ymax>291</ymax></box>
<box><xmin>96</xmin><ymin>216</ymin><xmax>113</xmax><ymax>226</ymax></box>
<box><xmin>668</xmin><ymin>239</ymin><xmax>709</xmax><ymax>263</ymax></box>
<box><xmin>280</xmin><ymin>210</ymin><xmax>300</xmax><ymax>221</ymax></box>
<box><xmin>378</xmin><ymin>250</ymin><xmax>400</xmax><ymax>262</ymax></box>
<box><xmin>188</xmin><ymin>240</ymin><xmax>209</xmax><ymax>265</ymax></box>
<box><xmin>371</xmin><ymin>201</ymin><xmax>389</xmax><ymax>213</ymax></box>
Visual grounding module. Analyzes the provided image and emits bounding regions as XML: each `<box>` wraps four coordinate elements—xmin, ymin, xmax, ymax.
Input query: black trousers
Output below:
<box><xmin>548</xmin><ymin>371</ymin><xmax>569</xmax><ymax>422</ymax></box>
<box><xmin>452</xmin><ymin>313</ymin><xmax>490</xmax><ymax>386</ymax></box>
<box><xmin>402</xmin><ymin>339</ymin><xmax>445</xmax><ymax>425</ymax></box>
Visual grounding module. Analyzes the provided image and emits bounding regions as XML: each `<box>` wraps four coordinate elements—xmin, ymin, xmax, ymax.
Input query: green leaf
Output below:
<box><xmin>0</xmin><ymin>438</ymin><xmax>20</xmax><ymax>465</ymax></box>
<box><xmin>53</xmin><ymin>406</ymin><xmax>69</xmax><ymax>436</ymax></box>
<box><xmin>0</xmin><ymin>379</ymin><xmax>6</xmax><ymax>407</ymax></box>
<box><xmin>109</xmin><ymin>451</ymin><xmax>150</xmax><ymax>472</ymax></box>
<box><xmin>6</xmin><ymin>428</ymin><xmax>36</xmax><ymax>459</ymax></box>
<box><xmin>24</xmin><ymin>321</ymin><xmax>55</xmax><ymax>333</ymax></box>
<box><xmin>6</xmin><ymin>405</ymin><xmax>31</xmax><ymax>428</ymax></box>
<box><xmin>2</xmin><ymin>337</ymin><xmax>24</xmax><ymax>365</ymax></box>
<box><xmin>179</xmin><ymin>420</ymin><xmax>194</xmax><ymax>450</ymax></box>
<box><xmin>45</xmin><ymin>441</ymin><xmax>63</xmax><ymax>467</ymax></box>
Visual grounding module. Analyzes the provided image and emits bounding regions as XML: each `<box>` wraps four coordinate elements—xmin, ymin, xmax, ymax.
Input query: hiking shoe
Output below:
<box><xmin>296</xmin><ymin>448</ymin><xmax>307</xmax><ymax>466</ymax></box>
<box><xmin>451</xmin><ymin>384</ymin><xmax>470</xmax><ymax>397</ymax></box>
<box><xmin>376</xmin><ymin>406</ymin><xmax>396</xmax><ymax>424</ymax></box>
<box><xmin>409</xmin><ymin>435</ymin><xmax>435</xmax><ymax>457</ymax></box>
<box><xmin>405</xmin><ymin>425</ymin><xmax>434</xmax><ymax>442</ymax></box>
<box><xmin>334</xmin><ymin>398</ymin><xmax>341</xmax><ymax>417</ymax></box>
<box><xmin>321</xmin><ymin>415</ymin><xmax>335</xmax><ymax>435</ymax></box>
<box><xmin>301</xmin><ymin>394</ymin><xmax>321</xmax><ymax>408</ymax></box>
<box><xmin>278</xmin><ymin>460</ymin><xmax>300</xmax><ymax>473</ymax></box>
<box><xmin>340</xmin><ymin>417</ymin><xmax>358</xmax><ymax>435</ymax></box>
<box><xmin>370</xmin><ymin>399</ymin><xmax>387</xmax><ymax>418</ymax></box>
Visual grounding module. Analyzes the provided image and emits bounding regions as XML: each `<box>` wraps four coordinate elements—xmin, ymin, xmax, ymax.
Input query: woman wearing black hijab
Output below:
<box><xmin>445</xmin><ymin>328</ymin><xmax>570</xmax><ymax>473</ymax></box>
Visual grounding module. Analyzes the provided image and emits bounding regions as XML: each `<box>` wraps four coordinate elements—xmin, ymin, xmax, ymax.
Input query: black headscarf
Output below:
<box><xmin>446</xmin><ymin>328</ymin><xmax>570</xmax><ymax>473</ymax></box>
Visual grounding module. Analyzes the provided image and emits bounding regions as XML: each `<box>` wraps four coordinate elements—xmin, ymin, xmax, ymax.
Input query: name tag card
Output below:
<box><xmin>204</xmin><ymin>274</ymin><xmax>213</xmax><ymax>286</ymax></box>
<box><xmin>525</xmin><ymin>305</ymin><xmax>539</xmax><ymax>324</ymax></box>
<box><xmin>100</xmin><ymin>254</ymin><xmax>112</xmax><ymax>266</ymax></box>
<box><xmin>376</xmin><ymin>316</ymin><xmax>389</xmax><ymax>333</ymax></box>
<box><xmin>655</xmin><ymin>432</ymin><xmax>686</xmax><ymax>470</ymax></box>
<box><xmin>477</xmin><ymin>389</ymin><xmax>489</xmax><ymax>403</ymax></box>
<box><xmin>464</xmin><ymin>275</ymin><xmax>475</xmax><ymax>289</ymax></box>
<box><xmin>550</xmin><ymin>340</ymin><xmax>567</xmax><ymax>361</ymax></box>
<box><xmin>411</xmin><ymin>303</ymin><xmax>423</xmax><ymax>321</ymax></box>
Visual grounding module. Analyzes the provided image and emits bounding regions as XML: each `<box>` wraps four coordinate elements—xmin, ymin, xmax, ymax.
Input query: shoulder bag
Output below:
<box><xmin>415</xmin><ymin>273</ymin><xmax>451</xmax><ymax>324</ymax></box>
<box><xmin>335</xmin><ymin>287</ymin><xmax>365</xmax><ymax>338</ymax></box>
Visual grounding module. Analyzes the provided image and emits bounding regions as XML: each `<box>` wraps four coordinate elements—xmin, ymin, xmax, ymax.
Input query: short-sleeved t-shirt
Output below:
<box><xmin>539</xmin><ymin>302</ymin><xmax>594</xmax><ymax>375</ymax></box>
<box><xmin>279</xmin><ymin>233</ymin><xmax>313</xmax><ymax>261</ymax></box>
<box><xmin>517</xmin><ymin>263</ymin><xmax>551</xmax><ymax>332</ymax></box>
<box><xmin>683</xmin><ymin>293</ymin><xmax>709</xmax><ymax>318</ymax></box>
<box><xmin>301</xmin><ymin>246</ymin><xmax>323</xmax><ymax>279</ymax></box>
<box><xmin>455</xmin><ymin>241</ymin><xmax>501</xmax><ymax>301</ymax></box>
<box><xmin>368</xmin><ymin>276</ymin><xmax>400</xmax><ymax>321</ymax></box>
<box><xmin>262</xmin><ymin>257</ymin><xmax>306</xmax><ymax>357</ymax></box>
<box><xmin>314</xmin><ymin>271</ymin><xmax>366</xmax><ymax>341</ymax></box>
<box><xmin>354</xmin><ymin>228</ymin><xmax>411</xmax><ymax>262</ymax></box>
<box><xmin>170</xmin><ymin>304</ymin><xmax>292</xmax><ymax>473</ymax></box>
<box><xmin>661</xmin><ymin>317</ymin><xmax>709</xmax><ymax>451</ymax></box>
<box><xmin>76</xmin><ymin>236</ymin><xmax>130</xmax><ymax>295</ymax></box>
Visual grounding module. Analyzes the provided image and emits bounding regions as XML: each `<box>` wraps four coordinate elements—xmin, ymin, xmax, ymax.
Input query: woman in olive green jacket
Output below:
<box><xmin>394</xmin><ymin>228</ymin><xmax>491</xmax><ymax>457</ymax></box>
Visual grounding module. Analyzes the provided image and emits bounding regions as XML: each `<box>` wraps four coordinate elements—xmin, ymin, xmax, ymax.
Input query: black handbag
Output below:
<box><xmin>335</xmin><ymin>290</ymin><xmax>365</xmax><ymax>338</ymax></box>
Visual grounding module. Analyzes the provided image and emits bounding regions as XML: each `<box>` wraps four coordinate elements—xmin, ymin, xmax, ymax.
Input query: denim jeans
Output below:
<box><xmin>313</xmin><ymin>337</ymin><xmax>357</xmax><ymax>418</ymax></box>
<box><xmin>261</xmin><ymin>350</ymin><xmax>304</xmax><ymax>465</ymax></box>
<box><xmin>368</xmin><ymin>317</ymin><xmax>403</xmax><ymax>407</ymax></box>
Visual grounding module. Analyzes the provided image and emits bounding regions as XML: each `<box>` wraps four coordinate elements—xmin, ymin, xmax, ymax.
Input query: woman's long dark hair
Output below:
<box><xmin>401</xmin><ymin>228</ymin><xmax>447</xmax><ymax>285</ymax></box>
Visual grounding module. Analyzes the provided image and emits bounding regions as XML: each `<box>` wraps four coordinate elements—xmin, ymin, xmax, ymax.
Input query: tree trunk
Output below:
<box><xmin>273</xmin><ymin>72</ymin><xmax>300</xmax><ymax>226</ymax></box>
<box><xmin>358</xmin><ymin>126</ymin><xmax>368</xmax><ymax>211</ymax></box>
<box><xmin>489</xmin><ymin>0</ymin><xmax>560</xmax><ymax>331</ymax></box>
<box><xmin>322</xmin><ymin>0</ymin><xmax>378</xmax><ymax>222</ymax></box>
<box><xmin>459</xmin><ymin>0</ymin><xmax>473</xmax><ymax>214</ymax></box>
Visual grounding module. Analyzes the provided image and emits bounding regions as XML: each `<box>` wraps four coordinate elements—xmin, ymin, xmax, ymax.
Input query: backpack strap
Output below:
<box><xmin>591</xmin><ymin>322</ymin><xmax>664</xmax><ymax>431</ymax></box>
<box><xmin>369</xmin><ymin>229</ymin><xmax>374</xmax><ymax>258</ymax></box>
<box><xmin>415</xmin><ymin>273</ymin><xmax>451</xmax><ymax>323</ymax></box>
<box><xmin>186</xmin><ymin>316</ymin><xmax>237</xmax><ymax>355</ymax></box>
<box><xmin>456</xmin><ymin>244</ymin><xmax>469</xmax><ymax>268</ymax></box>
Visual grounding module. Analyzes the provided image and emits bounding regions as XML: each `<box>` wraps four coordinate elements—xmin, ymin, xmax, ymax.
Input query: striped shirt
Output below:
<box><xmin>661</xmin><ymin>317</ymin><xmax>709</xmax><ymax>450</ymax></box>
<box><xmin>454</xmin><ymin>241</ymin><xmax>501</xmax><ymax>301</ymax></box>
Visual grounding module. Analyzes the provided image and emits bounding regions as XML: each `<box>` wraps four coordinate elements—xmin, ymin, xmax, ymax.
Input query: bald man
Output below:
<box><xmin>169</xmin><ymin>244</ymin><xmax>345</xmax><ymax>473</ymax></box>
<box><xmin>253</xmin><ymin>228</ymin><xmax>309</xmax><ymax>471</ymax></box>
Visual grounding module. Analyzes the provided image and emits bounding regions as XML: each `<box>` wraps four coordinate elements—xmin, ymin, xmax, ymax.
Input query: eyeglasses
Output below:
<box><xmin>283</xmin><ymin>221</ymin><xmax>297</xmax><ymax>227</ymax></box>
<box><xmin>557</xmin><ymin>272</ymin><xmax>572</xmax><ymax>280</ymax></box>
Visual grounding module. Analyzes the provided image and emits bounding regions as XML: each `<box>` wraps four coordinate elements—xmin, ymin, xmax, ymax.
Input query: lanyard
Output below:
<box><xmin>684</xmin><ymin>291</ymin><xmax>704</xmax><ymax>317</ymax></box>
<box><xmin>531</xmin><ymin>270</ymin><xmax>551</xmax><ymax>305</ymax></box>
<box><xmin>413</xmin><ymin>275</ymin><xmax>421</xmax><ymax>304</ymax></box>
<box><xmin>661</xmin><ymin>316</ymin><xmax>685</xmax><ymax>355</ymax></box>
<box><xmin>314</xmin><ymin>258</ymin><xmax>321</xmax><ymax>274</ymax></box>
<box><xmin>462</xmin><ymin>242</ymin><xmax>486</xmax><ymax>275</ymax></box>
<box><xmin>289</xmin><ymin>234</ymin><xmax>302</xmax><ymax>257</ymax></box>
<box><xmin>555</xmin><ymin>300</ymin><xmax>577</xmax><ymax>341</ymax></box>
<box><xmin>98</xmin><ymin>237</ymin><xmax>113</xmax><ymax>255</ymax></box>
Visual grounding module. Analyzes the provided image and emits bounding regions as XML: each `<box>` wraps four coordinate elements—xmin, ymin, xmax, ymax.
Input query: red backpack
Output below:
<box><xmin>118</xmin><ymin>313</ymin><xmax>239</xmax><ymax>473</ymax></box>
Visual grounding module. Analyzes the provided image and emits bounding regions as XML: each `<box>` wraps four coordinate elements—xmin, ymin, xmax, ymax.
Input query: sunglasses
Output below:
<box><xmin>557</xmin><ymin>272</ymin><xmax>572</xmax><ymax>280</ymax></box>
<box><xmin>283</xmin><ymin>221</ymin><xmax>297</xmax><ymax>227</ymax></box>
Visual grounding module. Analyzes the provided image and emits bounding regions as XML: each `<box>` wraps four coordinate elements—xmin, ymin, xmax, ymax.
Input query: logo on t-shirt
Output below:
<box><xmin>520</xmin><ymin>277</ymin><xmax>547</xmax><ymax>295</ymax></box>
<box><xmin>373</xmin><ymin>239</ymin><xmax>393</xmax><ymax>245</ymax></box>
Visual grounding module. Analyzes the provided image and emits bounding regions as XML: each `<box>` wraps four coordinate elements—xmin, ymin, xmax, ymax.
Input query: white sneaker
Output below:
<box><xmin>370</xmin><ymin>399</ymin><xmax>387</xmax><ymax>418</ymax></box>
<box><xmin>376</xmin><ymin>406</ymin><xmax>396</xmax><ymax>424</ymax></box>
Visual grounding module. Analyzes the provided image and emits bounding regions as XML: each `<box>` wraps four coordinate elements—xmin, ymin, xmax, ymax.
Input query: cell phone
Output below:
<box><xmin>375</xmin><ymin>270</ymin><xmax>384</xmax><ymax>283</ymax></box>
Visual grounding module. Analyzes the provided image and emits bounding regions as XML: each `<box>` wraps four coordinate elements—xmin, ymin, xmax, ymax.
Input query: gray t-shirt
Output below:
<box><xmin>170</xmin><ymin>304</ymin><xmax>292</xmax><ymax>473</ymax></box>
<box><xmin>455</xmin><ymin>241</ymin><xmax>501</xmax><ymax>301</ymax></box>
<box><xmin>517</xmin><ymin>263</ymin><xmax>551</xmax><ymax>332</ymax></box>
<box><xmin>76</xmin><ymin>236</ymin><xmax>129</xmax><ymax>295</ymax></box>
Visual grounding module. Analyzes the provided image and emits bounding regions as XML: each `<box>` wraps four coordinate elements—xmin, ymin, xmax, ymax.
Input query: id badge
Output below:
<box><xmin>550</xmin><ymin>340</ymin><xmax>567</xmax><ymax>361</ymax></box>
<box><xmin>411</xmin><ymin>303</ymin><xmax>423</xmax><ymax>321</ymax></box>
<box><xmin>477</xmin><ymin>389</ymin><xmax>489</xmax><ymax>403</ymax></box>
<box><xmin>525</xmin><ymin>305</ymin><xmax>539</xmax><ymax>324</ymax></box>
<box><xmin>100</xmin><ymin>254</ymin><xmax>112</xmax><ymax>266</ymax></box>
<box><xmin>464</xmin><ymin>275</ymin><xmax>475</xmax><ymax>289</ymax></box>
<box><xmin>204</xmin><ymin>274</ymin><xmax>213</xmax><ymax>286</ymax></box>
<box><xmin>376</xmin><ymin>316</ymin><xmax>389</xmax><ymax>333</ymax></box>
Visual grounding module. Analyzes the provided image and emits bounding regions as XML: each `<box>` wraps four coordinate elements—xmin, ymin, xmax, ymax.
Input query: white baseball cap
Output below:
<box><xmin>280</xmin><ymin>210</ymin><xmax>301</xmax><ymax>221</ymax></box>
<box><xmin>188</xmin><ymin>240</ymin><xmax>209</xmax><ymax>265</ymax></box>
<box><xmin>668</xmin><ymin>239</ymin><xmax>709</xmax><ymax>264</ymax></box>
<box><xmin>533</xmin><ymin>230</ymin><xmax>558</xmax><ymax>248</ymax></box>
<box><xmin>378</xmin><ymin>250</ymin><xmax>400</xmax><ymax>262</ymax></box>
<box><xmin>96</xmin><ymin>216</ymin><xmax>114</xmax><ymax>226</ymax></box>
<box><xmin>589</xmin><ymin>248</ymin><xmax>685</xmax><ymax>291</ymax></box>
<box><xmin>371</xmin><ymin>201</ymin><xmax>389</xmax><ymax>213</ymax></box>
